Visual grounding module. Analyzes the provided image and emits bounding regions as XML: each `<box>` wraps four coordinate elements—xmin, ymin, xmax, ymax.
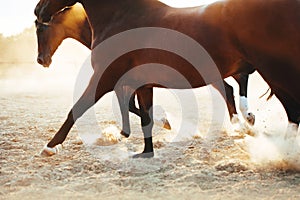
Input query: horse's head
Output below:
<box><xmin>35</xmin><ymin>3</ymin><xmax>91</xmax><ymax>67</ymax></box>
<box><xmin>35</xmin><ymin>0</ymin><xmax>77</xmax><ymax>23</ymax></box>
<box><xmin>35</xmin><ymin>18</ymin><xmax>65</xmax><ymax>67</ymax></box>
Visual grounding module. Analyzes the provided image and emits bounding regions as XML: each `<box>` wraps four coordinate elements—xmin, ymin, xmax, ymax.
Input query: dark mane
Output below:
<box><xmin>50</xmin><ymin>7</ymin><xmax>72</xmax><ymax>23</ymax></box>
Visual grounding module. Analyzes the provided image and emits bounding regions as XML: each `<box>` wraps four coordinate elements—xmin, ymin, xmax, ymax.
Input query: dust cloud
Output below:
<box><xmin>0</xmin><ymin>27</ymin><xmax>89</xmax><ymax>94</ymax></box>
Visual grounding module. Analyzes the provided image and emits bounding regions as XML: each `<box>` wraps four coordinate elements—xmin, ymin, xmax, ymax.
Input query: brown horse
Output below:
<box><xmin>34</xmin><ymin>4</ymin><xmax>173</xmax><ymax>142</ymax></box>
<box><xmin>35</xmin><ymin>0</ymin><xmax>300</xmax><ymax>158</ymax></box>
<box><xmin>35</xmin><ymin>3</ymin><xmax>254</xmax><ymax>127</ymax></box>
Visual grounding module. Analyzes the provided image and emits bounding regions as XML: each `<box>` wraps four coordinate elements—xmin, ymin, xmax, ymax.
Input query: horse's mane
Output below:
<box><xmin>50</xmin><ymin>6</ymin><xmax>73</xmax><ymax>23</ymax></box>
<box><xmin>52</xmin><ymin>4</ymin><xmax>86</xmax><ymax>24</ymax></box>
<box><xmin>55</xmin><ymin>7</ymin><xmax>72</xmax><ymax>17</ymax></box>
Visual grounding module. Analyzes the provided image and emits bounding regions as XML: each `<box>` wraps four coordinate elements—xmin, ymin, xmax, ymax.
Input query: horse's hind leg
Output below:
<box><xmin>125</xmin><ymin>88</ymin><xmax>171</xmax><ymax>133</ymax></box>
<box><xmin>133</xmin><ymin>87</ymin><xmax>154</xmax><ymax>158</ymax></box>
<box><xmin>116</xmin><ymin>85</ymin><xmax>170</xmax><ymax>139</ymax></box>
<box><xmin>42</xmin><ymin>74</ymin><xmax>111</xmax><ymax>155</ymax></box>
<box><xmin>127</xmin><ymin>87</ymin><xmax>171</xmax><ymax>131</ymax></box>
<box><xmin>272</xmin><ymin>86</ymin><xmax>300</xmax><ymax>138</ymax></box>
<box><xmin>233</xmin><ymin>73</ymin><xmax>255</xmax><ymax>125</ymax></box>
<box><xmin>128</xmin><ymin>91</ymin><xmax>140</xmax><ymax>116</ymax></box>
<box><xmin>212</xmin><ymin>80</ymin><xmax>238</xmax><ymax>123</ymax></box>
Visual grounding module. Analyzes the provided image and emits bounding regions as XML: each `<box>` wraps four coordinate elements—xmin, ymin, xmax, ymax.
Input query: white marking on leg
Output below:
<box><xmin>239</xmin><ymin>96</ymin><xmax>249</xmax><ymax>118</ymax></box>
<box><xmin>239</xmin><ymin>96</ymin><xmax>255</xmax><ymax>125</ymax></box>
<box><xmin>40</xmin><ymin>144</ymin><xmax>62</xmax><ymax>156</ymax></box>
<box><xmin>284</xmin><ymin>123</ymin><xmax>299</xmax><ymax>140</ymax></box>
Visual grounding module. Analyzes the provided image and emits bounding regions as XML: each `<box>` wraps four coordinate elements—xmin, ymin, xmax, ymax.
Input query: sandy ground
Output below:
<box><xmin>1</xmin><ymin>70</ymin><xmax>300</xmax><ymax>200</ymax></box>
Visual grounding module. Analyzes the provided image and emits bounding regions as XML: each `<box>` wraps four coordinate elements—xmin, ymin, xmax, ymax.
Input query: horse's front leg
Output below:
<box><xmin>41</xmin><ymin>73</ymin><xmax>110</xmax><ymax>156</ymax></box>
<box><xmin>133</xmin><ymin>87</ymin><xmax>154</xmax><ymax>158</ymax></box>
<box><xmin>212</xmin><ymin>80</ymin><xmax>238</xmax><ymax>123</ymax></box>
<box><xmin>233</xmin><ymin>73</ymin><xmax>255</xmax><ymax>125</ymax></box>
<box><xmin>115</xmin><ymin>86</ymin><xmax>136</xmax><ymax>138</ymax></box>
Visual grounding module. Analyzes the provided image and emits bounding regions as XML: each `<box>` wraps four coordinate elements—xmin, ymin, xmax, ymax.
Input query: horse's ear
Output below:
<box><xmin>34</xmin><ymin>5</ymin><xmax>39</xmax><ymax>17</ymax></box>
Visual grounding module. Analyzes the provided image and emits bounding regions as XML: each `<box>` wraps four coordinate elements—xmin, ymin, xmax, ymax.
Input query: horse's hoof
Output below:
<box><xmin>40</xmin><ymin>144</ymin><xmax>62</xmax><ymax>156</ymax></box>
<box><xmin>246</xmin><ymin>113</ymin><xmax>255</xmax><ymax>126</ymax></box>
<box><xmin>120</xmin><ymin>130</ymin><xmax>130</xmax><ymax>138</ymax></box>
<box><xmin>231</xmin><ymin>114</ymin><xmax>240</xmax><ymax>124</ymax></box>
<box><xmin>132</xmin><ymin>151</ymin><xmax>154</xmax><ymax>158</ymax></box>
<box><xmin>162</xmin><ymin>118</ymin><xmax>171</xmax><ymax>130</ymax></box>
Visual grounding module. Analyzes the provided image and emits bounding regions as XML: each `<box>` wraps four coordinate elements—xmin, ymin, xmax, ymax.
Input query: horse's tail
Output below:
<box><xmin>259</xmin><ymin>88</ymin><xmax>274</xmax><ymax>101</ymax></box>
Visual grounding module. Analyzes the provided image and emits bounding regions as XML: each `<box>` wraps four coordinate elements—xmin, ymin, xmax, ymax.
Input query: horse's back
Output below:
<box><xmin>224</xmin><ymin>0</ymin><xmax>300</xmax><ymax>102</ymax></box>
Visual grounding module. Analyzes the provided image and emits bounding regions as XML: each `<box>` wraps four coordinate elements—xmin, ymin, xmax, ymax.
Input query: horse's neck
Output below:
<box><xmin>63</xmin><ymin>10</ymin><xmax>92</xmax><ymax>49</ymax></box>
<box><xmin>79</xmin><ymin>20</ymin><xmax>92</xmax><ymax>49</ymax></box>
<box><xmin>69</xmin><ymin>19</ymin><xmax>92</xmax><ymax>49</ymax></box>
<box><xmin>83</xmin><ymin>0</ymin><xmax>168</xmax><ymax>27</ymax></box>
<box><xmin>82</xmin><ymin>0</ymin><xmax>170</xmax><ymax>47</ymax></box>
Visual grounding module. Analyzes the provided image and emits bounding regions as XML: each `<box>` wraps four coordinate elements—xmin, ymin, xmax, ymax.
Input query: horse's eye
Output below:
<box><xmin>35</xmin><ymin>20</ymin><xmax>49</xmax><ymax>32</ymax></box>
<box><xmin>37</xmin><ymin>27</ymin><xmax>43</xmax><ymax>33</ymax></box>
<box><xmin>37</xmin><ymin>25</ymin><xmax>48</xmax><ymax>33</ymax></box>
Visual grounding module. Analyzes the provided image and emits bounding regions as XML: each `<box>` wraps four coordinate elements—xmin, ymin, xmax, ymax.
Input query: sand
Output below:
<box><xmin>1</xmin><ymin>71</ymin><xmax>300</xmax><ymax>200</ymax></box>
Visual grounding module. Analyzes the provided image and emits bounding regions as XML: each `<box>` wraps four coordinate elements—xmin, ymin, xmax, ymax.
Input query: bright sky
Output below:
<box><xmin>0</xmin><ymin>0</ymin><xmax>39</xmax><ymax>36</ymax></box>
<box><xmin>0</xmin><ymin>0</ymin><xmax>218</xmax><ymax>37</ymax></box>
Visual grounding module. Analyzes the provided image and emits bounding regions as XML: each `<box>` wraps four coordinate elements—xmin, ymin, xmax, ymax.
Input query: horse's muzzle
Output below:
<box><xmin>37</xmin><ymin>54</ymin><xmax>52</xmax><ymax>68</ymax></box>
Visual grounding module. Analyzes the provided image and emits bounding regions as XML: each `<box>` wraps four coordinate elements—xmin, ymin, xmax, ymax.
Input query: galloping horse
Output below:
<box><xmin>34</xmin><ymin>3</ymin><xmax>254</xmax><ymax>128</ymax></box>
<box><xmin>34</xmin><ymin>4</ymin><xmax>173</xmax><ymax>141</ymax></box>
<box><xmin>35</xmin><ymin>0</ymin><xmax>300</xmax><ymax>158</ymax></box>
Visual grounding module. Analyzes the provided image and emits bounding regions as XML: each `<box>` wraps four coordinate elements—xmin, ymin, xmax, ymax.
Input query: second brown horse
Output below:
<box><xmin>35</xmin><ymin>0</ymin><xmax>300</xmax><ymax>158</ymax></box>
<box><xmin>34</xmin><ymin>3</ymin><xmax>255</xmax><ymax>136</ymax></box>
